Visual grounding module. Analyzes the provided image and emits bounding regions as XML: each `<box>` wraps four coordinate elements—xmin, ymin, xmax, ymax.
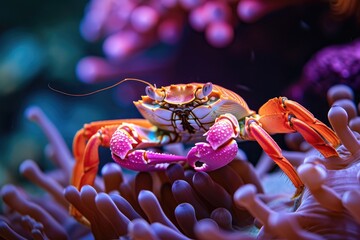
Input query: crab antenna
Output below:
<box><xmin>48</xmin><ymin>78</ymin><xmax>156</xmax><ymax>97</ymax></box>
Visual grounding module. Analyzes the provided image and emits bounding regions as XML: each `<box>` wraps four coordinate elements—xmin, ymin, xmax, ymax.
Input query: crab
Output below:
<box><xmin>71</xmin><ymin>81</ymin><xmax>340</xmax><ymax>223</ymax></box>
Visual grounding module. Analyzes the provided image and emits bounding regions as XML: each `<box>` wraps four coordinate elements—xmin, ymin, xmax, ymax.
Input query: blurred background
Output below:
<box><xmin>1</xmin><ymin>0</ymin><xmax>359</xmax><ymax>187</ymax></box>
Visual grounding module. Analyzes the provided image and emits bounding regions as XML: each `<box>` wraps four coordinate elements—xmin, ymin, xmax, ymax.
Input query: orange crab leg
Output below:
<box><xmin>290</xmin><ymin>118</ymin><xmax>339</xmax><ymax>158</ymax></box>
<box><xmin>283</xmin><ymin>100</ymin><xmax>340</xmax><ymax>157</ymax></box>
<box><xmin>246</xmin><ymin>119</ymin><xmax>304</xmax><ymax>197</ymax></box>
<box><xmin>259</xmin><ymin>97</ymin><xmax>340</xmax><ymax>158</ymax></box>
<box><xmin>72</xmin><ymin>125</ymin><xmax>118</xmax><ymax>191</ymax></box>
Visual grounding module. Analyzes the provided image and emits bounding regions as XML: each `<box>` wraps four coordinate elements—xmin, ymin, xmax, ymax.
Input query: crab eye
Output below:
<box><xmin>197</xmin><ymin>82</ymin><xmax>213</xmax><ymax>99</ymax></box>
<box><xmin>145</xmin><ymin>86</ymin><xmax>164</xmax><ymax>101</ymax></box>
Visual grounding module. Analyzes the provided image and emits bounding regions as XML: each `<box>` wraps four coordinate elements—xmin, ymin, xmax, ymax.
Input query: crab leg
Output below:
<box><xmin>72</xmin><ymin>125</ymin><xmax>117</xmax><ymax>191</ymax></box>
<box><xmin>246</xmin><ymin>119</ymin><xmax>304</xmax><ymax>197</ymax></box>
<box><xmin>259</xmin><ymin>97</ymin><xmax>340</xmax><ymax>158</ymax></box>
<box><xmin>253</xmin><ymin>97</ymin><xmax>340</xmax><ymax>196</ymax></box>
<box><xmin>289</xmin><ymin>117</ymin><xmax>339</xmax><ymax>158</ymax></box>
<box><xmin>282</xmin><ymin>99</ymin><xmax>340</xmax><ymax>157</ymax></box>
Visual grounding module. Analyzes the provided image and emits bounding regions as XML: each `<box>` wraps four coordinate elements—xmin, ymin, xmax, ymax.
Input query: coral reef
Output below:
<box><xmin>1</xmin><ymin>84</ymin><xmax>359</xmax><ymax>239</ymax></box>
<box><xmin>286</xmin><ymin>38</ymin><xmax>360</xmax><ymax>101</ymax></box>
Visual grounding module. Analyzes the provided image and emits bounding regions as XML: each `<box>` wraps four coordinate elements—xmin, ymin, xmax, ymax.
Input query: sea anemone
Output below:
<box><xmin>1</xmin><ymin>84</ymin><xmax>360</xmax><ymax>239</ymax></box>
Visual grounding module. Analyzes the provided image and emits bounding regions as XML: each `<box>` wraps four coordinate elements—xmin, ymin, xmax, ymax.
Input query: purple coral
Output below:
<box><xmin>286</xmin><ymin>39</ymin><xmax>360</xmax><ymax>101</ymax></box>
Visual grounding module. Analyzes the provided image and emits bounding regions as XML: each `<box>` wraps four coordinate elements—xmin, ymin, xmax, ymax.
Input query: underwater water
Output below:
<box><xmin>1</xmin><ymin>0</ymin><xmax>360</xmax><ymax>239</ymax></box>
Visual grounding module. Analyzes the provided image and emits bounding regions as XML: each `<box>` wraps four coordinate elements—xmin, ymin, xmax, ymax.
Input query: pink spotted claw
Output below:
<box><xmin>111</xmin><ymin>150</ymin><xmax>187</xmax><ymax>171</ymax></box>
<box><xmin>187</xmin><ymin>141</ymin><xmax>239</xmax><ymax>171</ymax></box>
<box><xmin>187</xmin><ymin>114</ymin><xmax>240</xmax><ymax>171</ymax></box>
<box><xmin>110</xmin><ymin>127</ymin><xmax>187</xmax><ymax>171</ymax></box>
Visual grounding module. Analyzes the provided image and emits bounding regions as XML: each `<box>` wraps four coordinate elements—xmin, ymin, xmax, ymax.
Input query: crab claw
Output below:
<box><xmin>187</xmin><ymin>114</ymin><xmax>240</xmax><ymax>171</ymax></box>
<box><xmin>204</xmin><ymin>113</ymin><xmax>240</xmax><ymax>150</ymax></box>
<box><xmin>110</xmin><ymin>128</ymin><xmax>138</xmax><ymax>159</ymax></box>
<box><xmin>112</xmin><ymin>150</ymin><xmax>157</xmax><ymax>171</ymax></box>
<box><xmin>112</xmin><ymin>150</ymin><xmax>187</xmax><ymax>171</ymax></box>
<box><xmin>110</xmin><ymin>126</ymin><xmax>187</xmax><ymax>171</ymax></box>
<box><xmin>187</xmin><ymin>140</ymin><xmax>238</xmax><ymax>171</ymax></box>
